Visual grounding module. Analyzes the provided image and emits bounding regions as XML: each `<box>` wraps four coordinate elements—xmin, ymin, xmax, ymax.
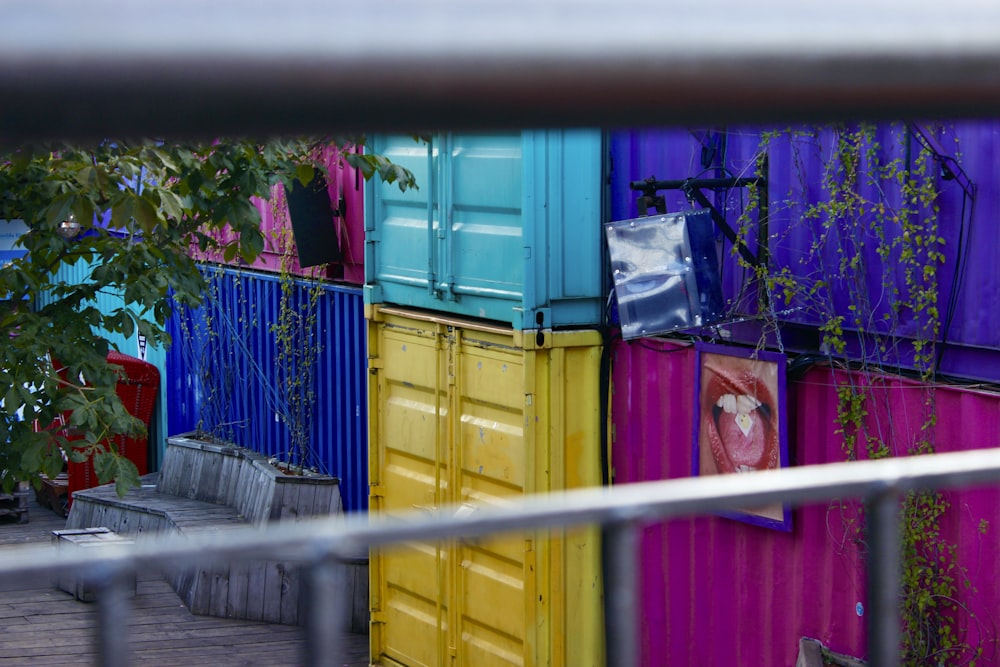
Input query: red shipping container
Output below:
<box><xmin>66</xmin><ymin>351</ymin><xmax>159</xmax><ymax>506</ymax></box>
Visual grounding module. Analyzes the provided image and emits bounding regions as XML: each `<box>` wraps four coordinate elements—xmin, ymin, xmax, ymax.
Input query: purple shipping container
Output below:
<box><xmin>194</xmin><ymin>144</ymin><xmax>365</xmax><ymax>284</ymax></box>
<box><xmin>609</xmin><ymin>122</ymin><xmax>1000</xmax><ymax>383</ymax></box>
<box><xmin>612</xmin><ymin>335</ymin><xmax>1000</xmax><ymax>664</ymax></box>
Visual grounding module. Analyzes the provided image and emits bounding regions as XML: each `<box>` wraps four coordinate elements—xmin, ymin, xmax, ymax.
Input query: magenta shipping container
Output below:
<box><xmin>612</xmin><ymin>335</ymin><xmax>1000</xmax><ymax>664</ymax></box>
<box><xmin>195</xmin><ymin>144</ymin><xmax>365</xmax><ymax>283</ymax></box>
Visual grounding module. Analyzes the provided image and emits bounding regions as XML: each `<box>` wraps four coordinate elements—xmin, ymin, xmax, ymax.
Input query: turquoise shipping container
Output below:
<box><xmin>365</xmin><ymin>131</ymin><xmax>605</xmax><ymax>329</ymax></box>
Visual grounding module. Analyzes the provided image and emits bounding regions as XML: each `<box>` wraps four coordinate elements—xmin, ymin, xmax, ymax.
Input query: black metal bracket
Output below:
<box><xmin>628</xmin><ymin>169</ymin><xmax>768</xmax><ymax>270</ymax></box>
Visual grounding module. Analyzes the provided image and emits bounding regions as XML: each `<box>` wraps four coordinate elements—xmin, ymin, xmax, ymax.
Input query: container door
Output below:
<box><xmin>369</xmin><ymin>315</ymin><xmax>450</xmax><ymax>667</ymax></box>
<box><xmin>366</xmin><ymin>136</ymin><xmax>440</xmax><ymax>304</ymax></box>
<box><xmin>451</xmin><ymin>326</ymin><xmax>533</xmax><ymax>665</ymax></box>
<box><xmin>370</xmin><ymin>308</ymin><xmax>605</xmax><ymax>666</ymax></box>
<box><xmin>445</xmin><ymin>133</ymin><xmax>525</xmax><ymax>320</ymax></box>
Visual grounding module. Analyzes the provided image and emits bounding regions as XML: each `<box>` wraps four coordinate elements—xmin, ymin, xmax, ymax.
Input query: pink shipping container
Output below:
<box><xmin>612</xmin><ymin>335</ymin><xmax>1000</xmax><ymax>664</ymax></box>
<box><xmin>194</xmin><ymin>144</ymin><xmax>365</xmax><ymax>283</ymax></box>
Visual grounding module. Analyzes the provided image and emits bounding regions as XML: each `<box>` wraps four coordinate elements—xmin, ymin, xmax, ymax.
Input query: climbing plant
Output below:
<box><xmin>269</xmin><ymin>199</ymin><xmax>326</xmax><ymax>470</ymax></box>
<box><xmin>722</xmin><ymin>122</ymin><xmax>985</xmax><ymax>665</ymax></box>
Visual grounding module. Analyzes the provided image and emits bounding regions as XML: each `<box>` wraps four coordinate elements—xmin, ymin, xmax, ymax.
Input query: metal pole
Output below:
<box><xmin>95</xmin><ymin>566</ymin><xmax>131</xmax><ymax>667</ymax></box>
<box><xmin>304</xmin><ymin>558</ymin><xmax>347</xmax><ymax>667</ymax></box>
<box><xmin>866</xmin><ymin>489</ymin><xmax>902</xmax><ymax>667</ymax></box>
<box><xmin>604</xmin><ymin>520</ymin><xmax>640</xmax><ymax>667</ymax></box>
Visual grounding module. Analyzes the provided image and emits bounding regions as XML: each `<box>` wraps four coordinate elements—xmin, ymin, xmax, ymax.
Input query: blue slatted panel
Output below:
<box><xmin>165</xmin><ymin>265</ymin><xmax>368</xmax><ymax>512</ymax></box>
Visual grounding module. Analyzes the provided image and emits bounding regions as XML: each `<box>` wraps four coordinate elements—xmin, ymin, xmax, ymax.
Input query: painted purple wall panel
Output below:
<box><xmin>612</xmin><ymin>335</ymin><xmax>1000</xmax><ymax>664</ymax></box>
<box><xmin>609</xmin><ymin>122</ymin><xmax>1000</xmax><ymax>382</ymax></box>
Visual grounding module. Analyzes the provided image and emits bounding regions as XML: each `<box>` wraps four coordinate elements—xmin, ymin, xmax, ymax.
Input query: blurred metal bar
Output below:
<box><xmin>95</xmin><ymin>566</ymin><xmax>132</xmax><ymax>667</ymax></box>
<box><xmin>304</xmin><ymin>558</ymin><xmax>348</xmax><ymax>667</ymax></box>
<box><xmin>3</xmin><ymin>0</ymin><xmax>1000</xmax><ymax>142</ymax></box>
<box><xmin>867</xmin><ymin>489</ymin><xmax>903</xmax><ymax>667</ymax></box>
<box><xmin>2</xmin><ymin>448</ymin><xmax>1000</xmax><ymax>579</ymax></box>
<box><xmin>0</xmin><ymin>451</ymin><xmax>995</xmax><ymax>665</ymax></box>
<box><xmin>604</xmin><ymin>521</ymin><xmax>640</xmax><ymax>667</ymax></box>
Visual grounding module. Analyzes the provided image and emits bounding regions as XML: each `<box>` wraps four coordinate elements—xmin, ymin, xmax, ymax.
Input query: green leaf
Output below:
<box><xmin>114</xmin><ymin>458</ymin><xmax>141</xmax><ymax>497</ymax></box>
<box><xmin>20</xmin><ymin>439</ymin><xmax>45</xmax><ymax>473</ymax></box>
<box><xmin>295</xmin><ymin>164</ymin><xmax>315</xmax><ymax>186</ymax></box>
<box><xmin>93</xmin><ymin>450</ymin><xmax>115</xmax><ymax>484</ymax></box>
<box><xmin>41</xmin><ymin>446</ymin><xmax>65</xmax><ymax>482</ymax></box>
<box><xmin>239</xmin><ymin>228</ymin><xmax>265</xmax><ymax>264</ymax></box>
<box><xmin>133</xmin><ymin>197</ymin><xmax>160</xmax><ymax>233</ymax></box>
<box><xmin>158</xmin><ymin>190</ymin><xmax>185</xmax><ymax>221</ymax></box>
<box><xmin>44</xmin><ymin>196</ymin><xmax>76</xmax><ymax>228</ymax></box>
<box><xmin>93</xmin><ymin>452</ymin><xmax>141</xmax><ymax>497</ymax></box>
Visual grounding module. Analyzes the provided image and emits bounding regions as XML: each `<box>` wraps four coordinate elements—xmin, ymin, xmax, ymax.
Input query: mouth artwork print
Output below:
<box><xmin>694</xmin><ymin>344</ymin><xmax>790</xmax><ymax>529</ymax></box>
<box><xmin>704</xmin><ymin>361</ymin><xmax>778</xmax><ymax>475</ymax></box>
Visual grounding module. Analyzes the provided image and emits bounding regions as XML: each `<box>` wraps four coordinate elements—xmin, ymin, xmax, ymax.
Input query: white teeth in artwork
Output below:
<box><xmin>736</xmin><ymin>465</ymin><xmax>754</xmax><ymax>473</ymax></box>
<box><xmin>715</xmin><ymin>393</ymin><xmax>761</xmax><ymax>414</ymax></box>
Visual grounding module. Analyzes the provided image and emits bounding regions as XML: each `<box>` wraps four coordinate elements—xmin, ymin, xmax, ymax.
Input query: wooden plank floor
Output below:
<box><xmin>0</xmin><ymin>494</ymin><xmax>371</xmax><ymax>667</ymax></box>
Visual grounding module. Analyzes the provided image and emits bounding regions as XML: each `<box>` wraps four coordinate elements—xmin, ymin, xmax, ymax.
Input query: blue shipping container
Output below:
<box><xmin>165</xmin><ymin>265</ymin><xmax>368</xmax><ymax>512</ymax></box>
<box><xmin>365</xmin><ymin>131</ymin><xmax>605</xmax><ymax>329</ymax></box>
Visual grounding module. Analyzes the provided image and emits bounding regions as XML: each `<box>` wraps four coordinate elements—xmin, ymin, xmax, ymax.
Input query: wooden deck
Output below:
<box><xmin>0</xmin><ymin>495</ymin><xmax>370</xmax><ymax>667</ymax></box>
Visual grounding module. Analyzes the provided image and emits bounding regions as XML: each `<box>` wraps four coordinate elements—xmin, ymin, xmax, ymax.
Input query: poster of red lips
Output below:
<box><xmin>692</xmin><ymin>342</ymin><xmax>791</xmax><ymax>531</ymax></box>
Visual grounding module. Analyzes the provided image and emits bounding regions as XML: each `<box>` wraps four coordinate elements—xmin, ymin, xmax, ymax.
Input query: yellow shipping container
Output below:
<box><xmin>367</xmin><ymin>305</ymin><xmax>605</xmax><ymax>667</ymax></box>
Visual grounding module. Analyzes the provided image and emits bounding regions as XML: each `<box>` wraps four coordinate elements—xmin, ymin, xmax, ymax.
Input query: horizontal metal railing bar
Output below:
<box><xmin>4</xmin><ymin>1</ymin><xmax>1000</xmax><ymax>141</ymax></box>
<box><xmin>2</xmin><ymin>447</ymin><xmax>1000</xmax><ymax>581</ymax></box>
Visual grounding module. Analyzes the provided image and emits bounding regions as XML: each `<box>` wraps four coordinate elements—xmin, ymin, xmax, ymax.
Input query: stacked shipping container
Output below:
<box><xmin>152</xmin><ymin>122</ymin><xmax>1000</xmax><ymax>663</ymax></box>
<box><xmin>606</xmin><ymin>122</ymin><xmax>1000</xmax><ymax>664</ymax></box>
<box><xmin>364</xmin><ymin>131</ymin><xmax>607</xmax><ymax>666</ymax></box>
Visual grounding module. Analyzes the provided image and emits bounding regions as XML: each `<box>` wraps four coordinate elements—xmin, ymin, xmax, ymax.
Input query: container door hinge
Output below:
<box><xmin>370</xmin><ymin>484</ymin><xmax>386</xmax><ymax>498</ymax></box>
<box><xmin>371</xmin><ymin>610</ymin><xmax>388</xmax><ymax>624</ymax></box>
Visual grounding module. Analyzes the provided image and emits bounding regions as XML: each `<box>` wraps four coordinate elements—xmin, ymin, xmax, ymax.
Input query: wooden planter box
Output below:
<box><xmin>159</xmin><ymin>434</ymin><xmax>348</xmax><ymax>625</ymax></box>
<box><xmin>159</xmin><ymin>433</ymin><xmax>343</xmax><ymax>522</ymax></box>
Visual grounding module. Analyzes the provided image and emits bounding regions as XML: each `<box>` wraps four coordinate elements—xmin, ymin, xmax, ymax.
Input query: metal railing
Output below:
<box><xmin>6</xmin><ymin>4</ymin><xmax>1000</xmax><ymax>667</ymax></box>
<box><xmin>4</xmin><ymin>1</ymin><xmax>1000</xmax><ymax>141</ymax></box>
<box><xmin>4</xmin><ymin>448</ymin><xmax>1000</xmax><ymax>667</ymax></box>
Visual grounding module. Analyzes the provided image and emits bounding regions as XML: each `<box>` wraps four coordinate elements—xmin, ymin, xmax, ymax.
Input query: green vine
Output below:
<box><xmin>270</xmin><ymin>197</ymin><xmax>324</xmax><ymax>468</ymax></box>
<box><xmin>730</xmin><ymin>123</ymin><xmax>986</xmax><ymax>664</ymax></box>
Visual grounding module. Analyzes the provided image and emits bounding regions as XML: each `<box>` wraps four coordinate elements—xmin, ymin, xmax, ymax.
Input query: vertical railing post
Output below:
<box><xmin>604</xmin><ymin>520</ymin><xmax>640</xmax><ymax>667</ymax></box>
<box><xmin>304</xmin><ymin>557</ymin><xmax>347</xmax><ymax>667</ymax></box>
<box><xmin>866</xmin><ymin>489</ymin><xmax>902</xmax><ymax>667</ymax></box>
<box><xmin>95</xmin><ymin>565</ymin><xmax>131</xmax><ymax>667</ymax></box>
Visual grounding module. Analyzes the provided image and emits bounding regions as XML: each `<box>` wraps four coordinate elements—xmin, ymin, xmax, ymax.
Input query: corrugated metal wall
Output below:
<box><xmin>165</xmin><ymin>264</ymin><xmax>368</xmax><ymax>512</ymax></box>
<box><xmin>611</xmin><ymin>334</ymin><xmax>1000</xmax><ymax>664</ymax></box>
<box><xmin>367</xmin><ymin>305</ymin><xmax>605</xmax><ymax>667</ymax></box>
<box><xmin>365</xmin><ymin>131</ymin><xmax>605</xmax><ymax>329</ymax></box>
<box><xmin>608</xmin><ymin>122</ymin><xmax>1000</xmax><ymax>383</ymax></box>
